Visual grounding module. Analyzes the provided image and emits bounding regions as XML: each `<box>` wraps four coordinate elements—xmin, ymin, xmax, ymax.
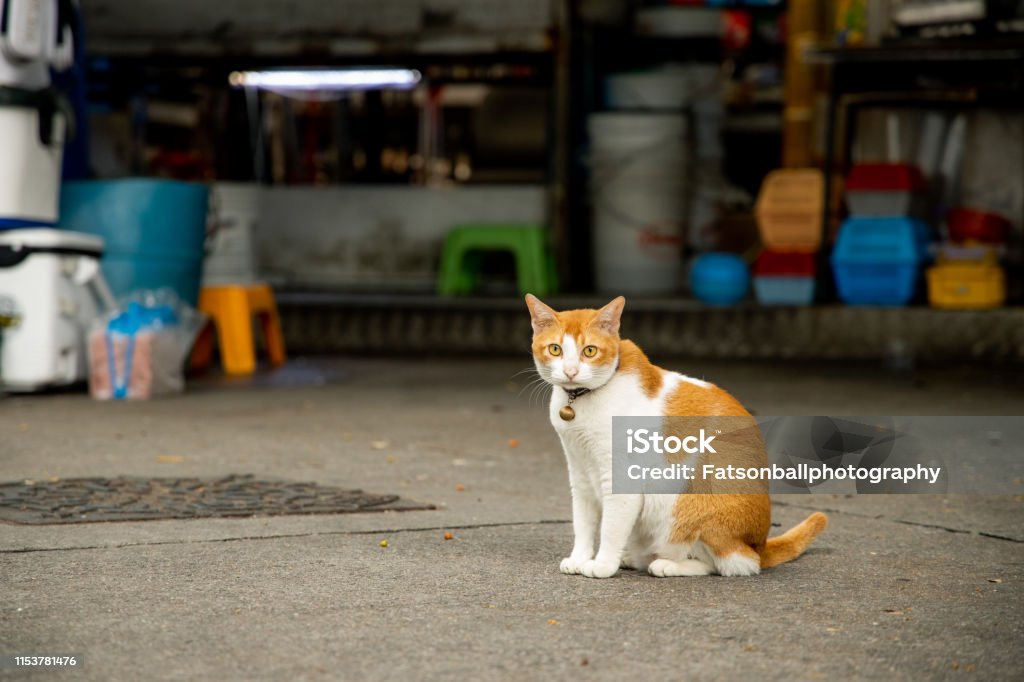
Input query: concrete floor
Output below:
<box><xmin>1</xmin><ymin>357</ymin><xmax>1023</xmax><ymax>681</ymax></box>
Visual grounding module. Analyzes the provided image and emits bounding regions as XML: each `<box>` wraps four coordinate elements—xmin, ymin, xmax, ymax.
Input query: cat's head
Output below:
<box><xmin>525</xmin><ymin>294</ymin><xmax>625</xmax><ymax>390</ymax></box>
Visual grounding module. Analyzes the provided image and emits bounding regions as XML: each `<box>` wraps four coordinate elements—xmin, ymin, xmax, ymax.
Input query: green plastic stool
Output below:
<box><xmin>438</xmin><ymin>224</ymin><xmax>556</xmax><ymax>296</ymax></box>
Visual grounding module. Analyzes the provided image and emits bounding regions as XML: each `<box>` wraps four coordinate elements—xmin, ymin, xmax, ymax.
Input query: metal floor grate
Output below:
<box><xmin>0</xmin><ymin>475</ymin><xmax>434</xmax><ymax>524</ymax></box>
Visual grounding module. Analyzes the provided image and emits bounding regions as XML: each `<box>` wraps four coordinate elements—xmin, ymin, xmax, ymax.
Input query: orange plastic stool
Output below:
<box><xmin>191</xmin><ymin>284</ymin><xmax>286</xmax><ymax>375</ymax></box>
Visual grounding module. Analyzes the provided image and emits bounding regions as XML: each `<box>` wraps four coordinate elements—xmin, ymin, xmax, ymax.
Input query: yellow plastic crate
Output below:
<box><xmin>755</xmin><ymin>169</ymin><xmax>824</xmax><ymax>250</ymax></box>
<box><xmin>926</xmin><ymin>262</ymin><xmax>1006</xmax><ymax>309</ymax></box>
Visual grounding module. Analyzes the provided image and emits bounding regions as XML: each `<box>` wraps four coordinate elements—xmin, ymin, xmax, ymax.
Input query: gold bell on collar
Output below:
<box><xmin>559</xmin><ymin>388</ymin><xmax>589</xmax><ymax>421</ymax></box>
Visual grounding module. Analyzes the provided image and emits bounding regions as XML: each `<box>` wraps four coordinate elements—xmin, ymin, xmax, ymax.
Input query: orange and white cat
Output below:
<box><xmin>526</xmin><ymin>294</ymin><xmax>827</xmax><ymax>579</ymax></box>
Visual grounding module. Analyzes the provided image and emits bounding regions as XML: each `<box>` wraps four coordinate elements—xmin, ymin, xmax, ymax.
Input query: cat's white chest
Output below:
<box><xmin>550</xmin><ymin>372</ymin><xmax>678</xmax><ymax>494</ymax></box>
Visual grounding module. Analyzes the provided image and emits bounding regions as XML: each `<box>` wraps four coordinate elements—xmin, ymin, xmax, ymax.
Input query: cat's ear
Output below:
<box><xmin>593</xmin><ymin>296</ymin><xmax>625</xmax><ymax>335</ymax></box>
<box><xmin>525</xmin><ymin>294</ymin><xmax>559</xmax><ymax>334</ymax></box>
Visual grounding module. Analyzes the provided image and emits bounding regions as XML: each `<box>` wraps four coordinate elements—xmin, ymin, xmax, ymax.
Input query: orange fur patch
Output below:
<box><xmin>664</xmin><ymin>379</ymin><xmax>751</xmax><ymax>418</ymax></box>
<box><xmin>617</xmin><ymin>340</ymin><xmax>663</xmax><ymax>398</ymax></box>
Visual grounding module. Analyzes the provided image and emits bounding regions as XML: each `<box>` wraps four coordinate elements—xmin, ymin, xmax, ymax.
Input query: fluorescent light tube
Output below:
<box><xmin>228</xmin><ymin>69</ymin><xmax>422</xmax><ymax>91</ymax></box>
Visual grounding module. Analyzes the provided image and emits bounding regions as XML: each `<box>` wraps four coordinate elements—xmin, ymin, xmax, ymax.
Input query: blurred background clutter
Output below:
<box><xmin>2</xmin><ymin>0</ymin><xmax>1024</xmax><ymax>393</ymax></box>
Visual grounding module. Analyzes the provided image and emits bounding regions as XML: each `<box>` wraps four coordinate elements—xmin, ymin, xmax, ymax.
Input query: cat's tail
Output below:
<box><xmin>758</xmin><ymin>512</ymin><xmax>828</xmax><ymax>569</ymax></box>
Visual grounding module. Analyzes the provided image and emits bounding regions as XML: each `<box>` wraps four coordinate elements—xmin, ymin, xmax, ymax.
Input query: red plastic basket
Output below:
<box><xmin>754</xmin><ymin>250</ymin><xmax>816</xmax><ymax>277</ymax></box>
<box><xmin>947</xmin><ymin>207</ymin><xmax>1011</xmax><ymax>245</ymax></box>
<box><xmin>846</xmin><ymin>163</ymin><xmax>927</xmax><ymax>192</ymax></box>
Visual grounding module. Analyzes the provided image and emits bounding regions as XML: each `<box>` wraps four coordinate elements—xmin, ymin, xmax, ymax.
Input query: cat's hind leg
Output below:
<box><xmin>647</xmin><ymin>542</ymin><xmax>714</xmax><ymax>577</ymax></box>
<box><xmin>710</xmin><ymin>542</ymin><xmax>761</xmax><ymax>577</ymax></box>
<box><xmin>699</xmin><ymin>535</ymin><xmax>761</xmax><ymax>576</ymax></box>
<box><xmin>648</xmin><ymin>558</ymin><xmax>714</xmax><ymax>577</ymax></box>
<box><xmin>647</xmin><ymin>538</ymin><xmax>760</xmax><ymax>577</ymax></box>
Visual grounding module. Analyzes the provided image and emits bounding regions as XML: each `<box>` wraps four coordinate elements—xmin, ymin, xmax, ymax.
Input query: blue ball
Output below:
<box><xmin>690</xmin><ymin>253</ymin><xmax>750</xmax><ymax>305</ymax></box>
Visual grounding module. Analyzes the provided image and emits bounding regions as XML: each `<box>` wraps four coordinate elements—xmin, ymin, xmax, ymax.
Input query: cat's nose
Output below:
<box><xmin>564</xmin><ymin>367</ymin><xmax>579</xmax><ymax>379</ymax></box>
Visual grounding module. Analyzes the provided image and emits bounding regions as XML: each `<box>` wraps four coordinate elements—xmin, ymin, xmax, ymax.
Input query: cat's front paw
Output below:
<box><xmin>580</xmin><ymin>558</ymin><xmax>619</xmax><ymax>579</ymax></box>
<box><xmin>559</xmin><ymin>557</ymin><xmax>587</xmax><ymax>574</ymax></box>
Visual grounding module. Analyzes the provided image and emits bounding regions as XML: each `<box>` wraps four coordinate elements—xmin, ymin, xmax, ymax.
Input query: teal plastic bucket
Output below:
<box><xmin>59</xmin><ymin>179</ymin><xmax>209</xmax><ymax>305</ymax></box>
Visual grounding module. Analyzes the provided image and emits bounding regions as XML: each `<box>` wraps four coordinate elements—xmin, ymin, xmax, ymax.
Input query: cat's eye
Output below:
<box><xmin>582</xmin><ymin>345</ymin><xmax>598</xmax><ymax>358</ymax></box>
<box><xmin>548</xmin><ymin>344</ymin><xmax>562</xmax><ymax>356</ymax></box>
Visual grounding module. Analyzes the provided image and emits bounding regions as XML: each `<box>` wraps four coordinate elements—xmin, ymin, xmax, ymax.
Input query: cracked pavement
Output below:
<box><xmin>2</xmin><ymin>358</ymin><xmax>1023</xmax><ymax>680</ymax></box>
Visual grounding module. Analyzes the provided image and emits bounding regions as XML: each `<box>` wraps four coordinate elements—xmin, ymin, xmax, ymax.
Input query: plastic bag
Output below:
<box><xmin>88</xmin><ymin>289</ymin><xmax>206</xmax><ymax>400</ymax></box>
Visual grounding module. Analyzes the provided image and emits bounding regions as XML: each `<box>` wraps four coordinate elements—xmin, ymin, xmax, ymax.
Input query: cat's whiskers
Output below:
<box><xmin>512</xmin><ymin>366</ymin><xmax>543</xmax><ymax>398</ymax></box>
<box><xmin>521</xmin><ymin>376</ymin><xmax>549</xmax><ymax>403</ymax></box>
<box><xmin>512</xmin><ymin>365</ymin><xmax>557</xmax><ymax>409</ymax></box>
<box><xmin>510</xmin><ymin>366</ymin><xmax>541</xmax><ymax>379</ymax></box>
<box><xmin>516</xmin><ymin>376</ymin><xmax>542</xmax><ymax>399</ymax></box>
<box><xmin>528</xmin><ymin>379</ymin><xmax>553</xmax><ymax>408</ymax></box>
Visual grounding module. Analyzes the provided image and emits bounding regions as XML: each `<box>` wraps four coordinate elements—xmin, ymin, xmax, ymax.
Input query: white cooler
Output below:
<box><xmin>0</xmin><ymin>229</ymin><xmax>115</xmax><ymax>391</ymax></box>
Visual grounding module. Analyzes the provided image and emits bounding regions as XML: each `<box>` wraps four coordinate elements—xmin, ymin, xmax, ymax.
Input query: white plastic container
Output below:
<box><xmin>203</xmin><ymin>182</ymin><xmax>259</xmax><ymax>285</ymax></box>
<box><xmin>0</xmin><ymin>105</ymin><xmax>64</xmax><ymax>225</ymax></box>
<box><xmin>589</xmin><ymin>113</ymin><xmax>689</xmax><ymax>294</ymax></box>
<box><xmin>0</xmin><ymin>229</ymin><xmax>115</xmax><ymax>391</ymax></box>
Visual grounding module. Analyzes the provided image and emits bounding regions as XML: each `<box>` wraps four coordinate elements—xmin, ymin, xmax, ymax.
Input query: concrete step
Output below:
<box><xmin>277</xmin><ymin>293</ymin><xmax>1024</xmax><ymax>363</ymax></box>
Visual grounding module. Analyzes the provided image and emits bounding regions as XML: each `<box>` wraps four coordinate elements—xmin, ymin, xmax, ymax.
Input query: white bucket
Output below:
<box><xmin>589</xmin><ymin>113</ymin><xmax>688</xmax><ymax>294</ymax></box>
<box><xmin>202</xmin><ymin>182</ymin><xmax>260</xmax><ymax>286</ymax></box>
<box><xmin>605</xmin><ymin>67</ymin><xmax>692</xmax><ymax>111</ymax></box>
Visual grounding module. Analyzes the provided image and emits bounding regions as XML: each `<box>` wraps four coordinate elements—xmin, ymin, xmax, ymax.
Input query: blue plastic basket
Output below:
<box><xmin>754</xmin><ymin>276</ymin><xmax>815</xmax><ymax>306</ymax></box>
<box><xmin>690</xmin><ymin>253</ymin><xmax>750</xmax><ymax>306</ymax></box>
<box><xmin>59</xmin><ymin>179</ymin><xmax>209</xmax><ymax>305</ymax></box>
<box><xmin>831</xmin><ymin>217</ymin><xmax>931</xmax><ymax>306</ymax></box>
